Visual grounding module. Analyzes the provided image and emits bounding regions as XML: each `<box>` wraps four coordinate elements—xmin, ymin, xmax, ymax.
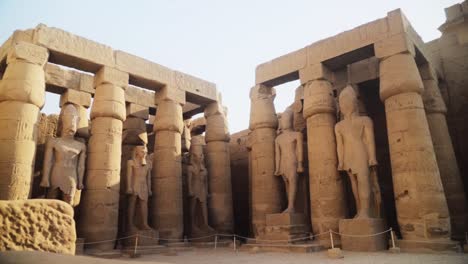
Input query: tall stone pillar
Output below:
<box><xmin>152</xmin><ymin>87</ymin><xmax>185</xmax><ymax>240</ymax></box>
<box><xmin>300</xmin><ymin>64</ymin><xmax>346</xmax><ymax>246</ymax></box>
<box><xmin>79</xmin><ymin>67</ymin><xmax>128</xmax><ymax>250</ymax></box>
<box><xmin>0</xmin><ymin>42</ymin><xmax>48</xmax><ymax>200</ymax></box>
<box><xmin>379</xmin><ymin>52</ymin><xmax>451</xmax><ymax>241</ymax></box>
<box><xmin>205</xmin><ymin>101</ymin><xmax>234</xmax><ymax>233</ymax></box>
<box><xmin>420</xmin><ymin>64</ymin><xmax>467</xmax><ymax>240</ymax></box>
<box><xmin>59</xmin><ymin>89</ymin><xmax>91</xmax><ymax>138</ymax></box>
<box><xmin>248</xmin><ymin>84</ymin><xmax>282</xmax><ymax>237</ymax></box>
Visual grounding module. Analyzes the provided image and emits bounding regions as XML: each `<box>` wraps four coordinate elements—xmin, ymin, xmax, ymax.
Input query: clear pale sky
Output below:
<box><xmin>0</xmin><ymin>0</ymin><xmax>459</xmax><ymax>132</ymax></box>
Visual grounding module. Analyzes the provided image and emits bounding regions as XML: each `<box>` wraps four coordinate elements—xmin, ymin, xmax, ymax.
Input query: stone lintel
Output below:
<box><xmin>7</xmin><ymin>41</ymin><xmax>48</xmax><ymax>66</ymax></box>
<box><xmin>126</xmin><ymin>103</ymin><xmax>149</xmax><ymax>120</ymax></box>
<box><xmin>299</xmin><ymin>63</ymin><xmax>332</xmax><ymax>84</ymax></box>
<box><xmin>374</xmin><ymin>33</ymin><xmax>415</xmax><ymax>59</ymax></box>
<box><xmin>347</xmin><ymin>57</ymin><xmax>379</xmax><ymax>84</ymax></box>
<box><xmin>94</xmin><ymin>66</ymin><xmax>129</xmax><ymax>88</ymax></box>
<box><xmin>60</xmin><ymin>89</ymin><xmax>92</xmax><ymax>108</ymax></box>
<box><xmin>155</xmin><ymin>85</ymin><xmax>186</xmax><ymax>105</ymax></box>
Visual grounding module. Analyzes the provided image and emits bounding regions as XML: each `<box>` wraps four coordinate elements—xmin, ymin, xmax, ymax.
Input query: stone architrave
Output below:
<box><xmin>302</xmin><ymin>69</ymin><xmax>346</xmax><ymax>247</ymax></box>
<box><xmin>249</xmin><ymin>84</ymin><xmax>282</xmax><ymax>237</ymax></box>
<box><xmin>274</xmin><ymin>107</ymin><xmax>304</xmax><ymax>213</ymax></box>
<box><xmin>187</xmin><ymin>136</ymin><xmax>215</xmax><ymax>238</ymax></box>
<box><xmin>78</xmin><ymin>67</ymin><xmax>128</xmax><ymax>251</ymax></box>
<box><xmin>152</xmin><ymin>89</ymin><xmax>184</xmax><ymax>240</ymax></box>
<box><xmin>40</xmin><ymin>104</ymin><xmax>86</xmax><ymax>207</ymax></box>
<box><xmin>379</xmin><ymin>52</ymin><xmax>451</xmax><ymax>241</ymax></box>
<box><xmin>204</xmin><ymin>101</ymin><xmax>234</xmax><ymax>233</ymax></box>
<box><xmin>0</xmin><ymin>42</ymin><xmax>48</xmax><ymax>200</ymax></box>
<box><xmin>420</xmin><ymin>64</ymin><xmax>468</xmax><ymax>240</ymax></box>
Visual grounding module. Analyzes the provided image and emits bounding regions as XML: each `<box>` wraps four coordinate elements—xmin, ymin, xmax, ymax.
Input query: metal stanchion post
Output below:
<box><xmin>134</xmin><ymin>235</ymin><xmax>139</xmax><ymax>256</ymax></box>
<box><xmin>390</xmin><ymin>228</ymin><xmax>396</xmax><ymax>248</ymax></box>
<box><xmin>233</xmin><ymin>236</ymin><xmax>237</xmax><ymax>251</ymax></box>
<box><xmin>329</xmin><ymin>229</ymin><xmax>334</xmax><ymax>249</ymax></box>
<box><xmin>214</xmin><ymin>235</ymin><xmax>218</xmax><ymax>250</ymax></box>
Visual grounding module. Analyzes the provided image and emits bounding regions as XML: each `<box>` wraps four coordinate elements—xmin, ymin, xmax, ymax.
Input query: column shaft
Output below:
<box><xmin>0</xmin><ymin>42</ymin><xmax>48</xmax><ymax>200</ymax></box>
<box><xmin>79</xmin><ymin>67</ymin><xmax>127</xmax><ymax>250</ymax></box>
<box><xmin>152</xmin><ymin>99</ymin><xmax>184</xmax><ymax>240</ymax></box>
<box><xmin>205</xmin><ymin>102</ymin><xmax>234</xmax><ymax>233</ymax></box>
<box><xmin>249</xmin><ymin>85</ymin><xmax>281</xmax><ymax>237</ymax></box>
<box><xmin>380</xmin><ymin>53</ymin><xmax>450</xmax><ymax>240</ymax></box>
<box><xmin>303</xmin><ymin>79</ymin><xmax>346</xmax><ymax>246</ymax></box>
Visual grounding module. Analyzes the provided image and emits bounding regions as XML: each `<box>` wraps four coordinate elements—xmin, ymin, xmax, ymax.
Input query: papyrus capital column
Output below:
<box><xmin>204</xmin><ymin>101</ymin><xmax>234</xmax><ymax>233</ymax></box>
<box><xmin>248</xmin><ymin>84</ymin><xmax>281</xmax><ymax>237</ymax></box>
<box><xmin>300</xmin><ymin>64</ymin><xmax>346</xmax><ymax>246</ymax></box>
<box><xmin>79</xmin><ymin>66</ymin><xmax>128</xmax><ymax>250</ymax></box>
<box><xmin>0</xmin><ymin>42</ymin><xmax>48</xmax><ymax>200</ymax></box>
<box><xmin>152</xmin><ymin>86</ymin><xmax>185</xmax><ymax>240</ymax></box>
<box><xmin>379</xmin><ymin>52</ymin><xmax>451</xmax><ymax>241</ymax></box>
<box><xmin>419</xmin><ymin>64</ymin><xmax>467</xmax><ymax>240</ymax></box>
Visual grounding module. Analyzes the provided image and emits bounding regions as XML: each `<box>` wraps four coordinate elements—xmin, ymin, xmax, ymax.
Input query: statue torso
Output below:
<box><xmin>276</xmin><ymin>130</ymin><xmax>300</xmax><ymax>177</ymax></box>
<box><xmin>336</xmin><ymin>116</ymin><xmax>371</xmax><ymax>173</ymax></box>
<box><xmin>50</xmin><ymin>137</ymin><xmax>85</xmax><ymax>194</ymax></box>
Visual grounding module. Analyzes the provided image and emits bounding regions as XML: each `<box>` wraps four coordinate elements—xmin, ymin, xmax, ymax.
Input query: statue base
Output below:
<box><xmin>123</xmin><ymin>229</ymin><xmax>159</xmax><ymax>248</ymax></box>
<box><xmin>339</xmin><ymin>218</ymin><xmax>387</xmax><ymax>251</ymax></box>
<box><xmin>258</xmin><ymin>213</ymin><xmax>309</xmax><ymax>243</ymax></box>
<box><xmin>394</xmin><ymin>239</ymin><xmax>460</xmax><ymax>253</ymax></box>
<box><xmin>190</xmin><ymin>226</ymin><xmax>217</xmax><ymax>242</ymax></box>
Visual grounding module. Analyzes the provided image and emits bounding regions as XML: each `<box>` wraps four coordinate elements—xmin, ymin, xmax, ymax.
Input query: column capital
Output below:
<box><xmin>205</xmin><ymin>102</ymin><xmax>230</xmax><ymax>142</ymax></box>
<box><xmin>249</xmin><ymin>84</ymin><xmax>278</xmax><ymax>130</ymax></box>
<box><xmin>60</xmin><ymin>89</ymin><xmax>92</xmax><ymax>108</ymax></box>
<box><xmin>153</xmin><ymin>99</ymin><xmax>183</xmax><ymax>133</ymax></box>
<box><xmin>7</xmin><ymin>42</ymin><xmax>48</xmax><ymax>66</ymax></box>
<box><xmin>302</xmin><ymin>79</ymin><xmax>336</xmax><ymax>119</ymax></box>
<box><xmin>94</xmin><ymin>66</ymin><xmax>129</xmax><ymax>88</ymax></box>
<box><xmin>299</xmin><ymin>63</ymin><xmax>332</xmax><ymax>84</ymax></box>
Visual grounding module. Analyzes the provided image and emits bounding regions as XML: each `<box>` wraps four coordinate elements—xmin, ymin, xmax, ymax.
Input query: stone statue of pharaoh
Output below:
<box><xmin>335</xmin><ymin>85</ymin><xmax>378</xmax><ymax>219</ymax></box>
<box><xmin>126</xmin><ymin>145</ymin><xmax>153</xmax><ymax>231</ymax></box>
<box><xmin>274</xmin><ymin>107</ymin><xmax>304</xmax><ymax>214</ymax></box>
<box><xmin>40</xmin><ymin>104</ymin><xmax>86</xmax><ymax>206</ymax></box>
<box><xmin>187</xmin><ymin>136</ymin><xmax>214</xmax><ymax>235</ymax></box>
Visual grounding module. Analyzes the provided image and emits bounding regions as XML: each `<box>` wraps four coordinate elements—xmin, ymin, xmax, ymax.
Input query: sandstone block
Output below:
<box><xmin>155</xmin><ymin>85</ymin><xmax>186</xmax><ymax>105</ymax></box>
<box><xmin>339</xmin><ymin>218</ymin><xmax>388</xmax><ymax>252</ymax></box>
<box><xmin>153</xmin><ymin>100</ymin><xmax>183</xmax><ymax>133</ymax></box>
<box><xmin>60</xmin><ymin>89</ymin><xmax>92</xmax><ymax>108</ymax></box>
<box><xmin>374</xmin><ymin>33</ymin><xmax>415</xmax><ymax>59</ymax></box>
<box><xmin>249</xmin><ymin>85</ymin><xmax>278</xmax><ymax>130</ymax></box>
<box><xmin>126</xmin><ymin>103</ymin><xmax>149</xmax><ymax>120</ymax></box>
<box><xmin>299</xmin><ymin>63</ymin><xmax>332</xmax><ymax>84</ymax></box>
<box><xmin>0</xmin><ymin>199</ymin><xmax>76</xmax><ymax>255</ymax></box>
<box><xmin>302</xmin><ymin>80</ymin><xmax>335</xmax><ymax>119</ymax></box>
<box><xmin>7</xmin><ymin>42</ymin><xmax>48</xmax><ymax>66</ymax></box>
<box><xmin>174</xmin><ymin>71</ymin><xmax>217</xmax><ymax>101</ymax></box>
<box><xmin>90</xmin><ymin>101</ymin><xmax>126</xmax><ymax>121</ymax></box>
<box><xmin>94</xmin><ymin>66</ymin><xmax>129</xmax><ymax>87</ymax></box>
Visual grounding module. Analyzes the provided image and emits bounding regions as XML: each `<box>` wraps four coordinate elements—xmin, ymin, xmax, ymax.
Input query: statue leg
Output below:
<box><xmin>189</xmin><ymin>197</ymin><xmax>199</xmax><ymax>234</ymax></box>
<box><xmin>127</xmin><ymin>195</ymin><xmax>137</xmax><ymax>232</ymax></box>
<box><xmin>347</xmin><ymin>171</ymin><xmax>360</xmax><ymax>217</ymax></box>
<box><xmin>356</xmin><ymin>169</ymin><xmax>371</xmax><ymax>219</ymax></box>
<box><xmin>138</xmin><ymin>198</ymin><xmax>151</xmax><ymax>230</ymax></box>
<box><xmin>287</xmin><ymin>172</ymin><xmax>298</xmax><ymax>213</ymax></box>
<box><xmin>63</xmin><ymin>192</ymin><xmax>73</xmax><ymax>206</ymax></box>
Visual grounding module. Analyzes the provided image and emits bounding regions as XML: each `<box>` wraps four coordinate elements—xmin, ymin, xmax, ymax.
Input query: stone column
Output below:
<box><xmin>79</xmin><ymin>67</ymin><xmax>128</xmax><ymax>250</ymax></box>
<box><xmin>0</xmin><ymin>42</ymin><xmax>48</xmax><ymax>200</ymax></box>
<box><xmin>420</xmin><ymin>64</ymin><xmax>467</xmax><ymax>240</ymax></box>
<box><xmin>152</xmin><ymin>87</ymin><xmax>185</xmax><ymax>240</ymax></box>
<box><xmin>300</xmin><ymin>65</ymin><xmax>346</xmax><ymax>246</ymax></box>
<box><xmin>379</xmin><ymin>52</ymin><xmax>451</xmax><ymax>241</ymax></box>
<box><xmin>204</xmin><ymin>101</ymin><xmax>234</xmax><ymax>233</ymax></box>
<box><xmin>59</xmin><ymin>89</ymin><xmax>91</xmax><ymax>138</ymax></box>
<box><xmin>248</xmin><ymin>84</ymin><xmax>282</xmax><ymax>237</ymax></box>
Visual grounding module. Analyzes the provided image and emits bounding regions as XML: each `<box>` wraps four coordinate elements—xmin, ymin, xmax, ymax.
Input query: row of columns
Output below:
<box><xmin>0</xmin><ymin>42</ymin><xmax>234</xmax><ymax>249</ymax></box>
<box><xmin>249</xmin><ymin>50</ymin><xmax>465</xmax><ymax>242</ymax></box>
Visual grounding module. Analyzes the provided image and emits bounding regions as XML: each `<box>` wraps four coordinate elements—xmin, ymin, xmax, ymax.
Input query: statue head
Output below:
<box><xmin>133</xmin><ymin>145</ymin><xmax>148</xmax><ymax>165</ymax></box>
<box><xmin>279</xmin><ymin>107</ymin><xmax>293</xmax><ymax>132</ymax></box>
<box><xmin>58</xmin><ymin>104</ymin><xmax>79</xmax><ymax>137</ymax></box>
<box><xmin>189</xmin><ymin>136</ymin><xmax>205</xmax><ymax>165</ymax></box>
<box><xmin>339</xmin><ymin>85</ymin><xmax>358</xmax><ymax>117</ymax></box>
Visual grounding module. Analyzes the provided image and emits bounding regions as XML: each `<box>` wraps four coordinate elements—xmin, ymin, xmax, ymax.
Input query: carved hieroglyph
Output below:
<box><xmin>187</xmin><ymin>136</ymin><xmax>215</xmax><ymax>237</ymax></box>
<box><xmin>335</xmin><ymin>86</ymin><xmax>377</xmax><ymax>219</ymax></box>
<box><xmin>249</xmin><ymin>84</ymin><xmax>282</xmax><ymax>237</ymax></box>
<box><xmin>126</xmin><ymin>145</ymin><xmax>152</xmax><ymax>232</ymax></box>
<box><xmin>41</xmin><ymin>104</ymin><xmax>86</xmax><ymax>207</ymax></box>
<box><xmin>274</xmin><ymin>107</ymin><xmax>304</xmax><ymax>214</ymax></box>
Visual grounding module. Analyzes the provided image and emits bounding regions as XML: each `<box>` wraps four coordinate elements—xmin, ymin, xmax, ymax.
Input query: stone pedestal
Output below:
<box><xmin>339</xmin><ymin>218</ymin><xmax>388</xmax><ymax>252</ymax></box>
<box><xmin>260</xmin><ymin>213</ymin><xmax>309</xmax><ymax>243</ymax></box>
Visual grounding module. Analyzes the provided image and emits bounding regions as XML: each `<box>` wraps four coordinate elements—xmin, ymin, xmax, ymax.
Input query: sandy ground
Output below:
<box><xmin>1</xmin><ymin>248</ymin><xmax>467</xmax><ymax>264</ymax></box>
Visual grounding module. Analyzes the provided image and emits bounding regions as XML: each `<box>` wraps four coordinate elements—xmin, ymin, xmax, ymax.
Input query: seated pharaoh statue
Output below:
<box><xmin>40</xmin><ymin>104</ymin><xmax>86</xmax><ymax>207</ymax></box>
<box><xmin>274</xmin><ymin>107</ymin><xmax>304</xmax><ymax>214</ymax></box>
<box><xmin>187</xmin><ymin>136</ymin><xmax>215</xmax><ymax>238</ymax></box>
<box><xmin>126</xmin><ymin>145</ymin><xmax>153</xmax><ymax>232</ymax></box>
<box><xmin>335</xmin><ymin>85</ymin><xmax>379</xmax><ymax>219</ymax></box>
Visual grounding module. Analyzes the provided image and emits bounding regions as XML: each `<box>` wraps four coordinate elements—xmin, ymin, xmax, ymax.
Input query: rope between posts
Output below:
<box><xmin>76</xmin><ymin>234</ymin><xmax>137</xmax><ymax>245</ymax></box>
<box><xmin>330</xmin><ymin>228</ymin><xmax>392</xmax><ymax>237</ymax></box>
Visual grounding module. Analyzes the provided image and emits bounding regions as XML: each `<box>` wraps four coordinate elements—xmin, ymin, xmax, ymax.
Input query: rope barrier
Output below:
<box><xmin>330</xmin><ymin>228</ymin><xmax>392</xmax><ymax>237</ymax></box>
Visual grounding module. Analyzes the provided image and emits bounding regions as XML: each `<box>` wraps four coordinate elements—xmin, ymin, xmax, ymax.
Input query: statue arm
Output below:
<box><xmin>126</xmin><ymin>160</ymin><xmax>133</xmax><ymax>194</ymax></box>
<box><xmin>77</xmin><ymin>144</ymin><xmax>86</xmax><ymax>190</ymax></box>
<box><xmin>296</xmin><ymin>132</ymin><xmax>304</xmax><ymax>173</ymax></box>
<box><xmin>364</xmin><ymin>117</ymin><xmax>378</xmax><ymax>166</ymax></box>
<box><xmin>335</xmin><ymin>125</ymin><xmax>344</xmax><ymax>171</ymax></box>
<box><xmin>274</xmin><ymin>139</ymin><xmax>281</xmax><ymax>175</ymax></box>
<box><xmin>40</xmin><ymin>139</ymin><xmax>54</xmax><ymax>188</ymax></box>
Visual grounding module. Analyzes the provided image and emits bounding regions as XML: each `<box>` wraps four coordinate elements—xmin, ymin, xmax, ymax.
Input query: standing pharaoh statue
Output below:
<box><xmin>274</xmin><ymin>107</ymin><xmax>304</xmax><ymax>213</ymax></box>
<box><xmin>126</xmin><ymin>145</ymin><xmax>153</xmax><ymax>231</ymax></box>
<box><xmin>187</xmin><ymin>136</ymin><xmax>215</xmax><ymax>236</ymax></box>
<box><xmin>335</xmin><ymin>85</ymin><xmax>378</xmax><ymax>219</ymax></box>
<box><xmin>41</xmin><ymin>104</ymin><xmax>86</xmax><ymax>206</ymax></box>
